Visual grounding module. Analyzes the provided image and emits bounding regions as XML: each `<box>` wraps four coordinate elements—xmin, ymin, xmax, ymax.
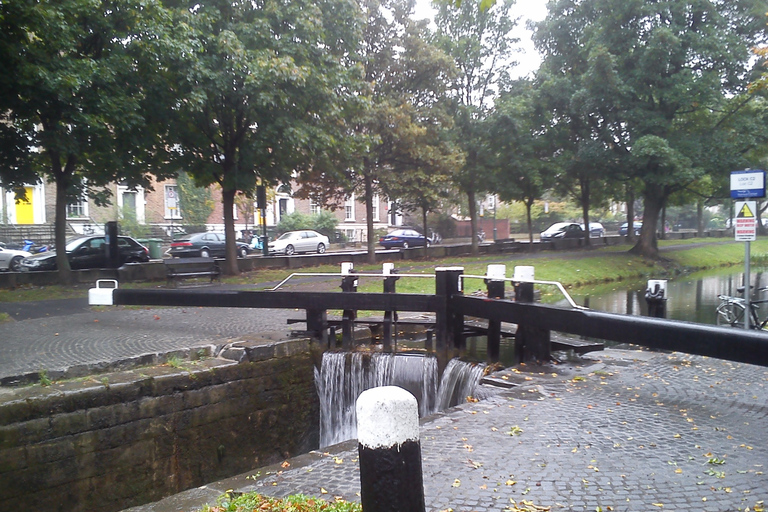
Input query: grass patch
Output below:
<box><xmin>202</xmin><ymin>492</ymin><xmax>361</xmax><ymax>512</ymax></box>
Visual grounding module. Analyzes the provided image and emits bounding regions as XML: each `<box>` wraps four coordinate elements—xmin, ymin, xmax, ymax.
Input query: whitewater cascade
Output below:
<box><xmin>314</xmin><ymin>352</ymin><xmax>485</xmax><ymax>447</ymax></box>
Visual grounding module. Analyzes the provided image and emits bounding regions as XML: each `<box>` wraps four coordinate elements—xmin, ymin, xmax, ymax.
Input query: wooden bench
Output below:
<box><xmin>164</xmin><ymin>257</ymin><xmax>221</xmax><ymax>288</ymax></box>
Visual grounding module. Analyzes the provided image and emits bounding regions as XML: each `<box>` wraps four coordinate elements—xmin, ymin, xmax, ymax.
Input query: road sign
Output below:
<box><xmin>734</xmin><ymin>200</ymin><xmax>757</xmax><ymax>241</ymax></box>
<box><xmin>730</xmin><ymin>170</ymin><xmax>766</xmax><ymax>199</ymax></box>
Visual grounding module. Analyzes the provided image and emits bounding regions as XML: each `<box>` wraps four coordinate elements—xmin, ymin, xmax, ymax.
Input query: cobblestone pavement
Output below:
<box><xmin>128</xmin><ymin>348</ymin><xmax>768</xmax><ymax>512</ymax></box>
<box><xmin>0</xmin><ymin>300</ymin><xmax>300</xmax><ymax>380</ymax></box>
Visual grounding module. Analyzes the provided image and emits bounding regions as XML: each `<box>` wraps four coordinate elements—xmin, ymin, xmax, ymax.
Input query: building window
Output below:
<box><xmin>372</xmin><ymin>194</ymin><xmax>379</xmax><ymax>221</ymax></box>
<box><xmin>345</xmin><ymin>194</ymin><xmax>355</xmax><ymax>221</ymax></box>
<box><xmin>164</xmin><ymin>185</ymin><xmax>182</xmax><ymax>219</ymax></box>
<box><xmin>310</xmin><ymin>198</ymin><xmax>321</xmax><ymax>216</ymax></box>
<box><xmin>66</xmin><ymin>197</ymin><xmax>88</xmax><ymax>219</ymax></box>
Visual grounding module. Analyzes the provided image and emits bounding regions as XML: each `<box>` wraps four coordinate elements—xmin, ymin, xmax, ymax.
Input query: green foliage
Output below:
<box><xmin>119</xmin><ymin>209</ymin><xmax>150</xmax><ymax>239</ymax></box>
<box><xmin>202</xmin><ymin>492</ymin><xmax>362</xmax><ymax>512</ymax></box>
<box><xmin>276</xmin><ymin>211</ymin><xmax>338</xmax><ymax>239</ymax></box>
<box><xmin>0</xmin><ymin>0</ymin><xmax>175</xmax><ymax>279</ymax></box>
<box><xmin>177</xmin><ymin>172</ymin><xmax>214</xmax><ymax>227</ymax></box>
<box><xmin>38</xmin><ymin>370</ymin><xmax>52</xmax><ymax>387</ymax></box>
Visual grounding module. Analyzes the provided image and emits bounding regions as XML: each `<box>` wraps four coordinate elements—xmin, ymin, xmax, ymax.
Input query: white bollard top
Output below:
<box><xmin>383</xmin><ymin>262</ymin><xmax>395</xmax><ymax>275</ymax></box>
<box><xmin>356</xmin><ymin>386</ymin><xmax>419</xmax><ymax>449</ymax></box>
<box><xmin>341</xmin><ymin>262</ymin><xmax>354</xmax><ymax>275</ymax></box>
<box><xmin>486</xmin><ymin>264</ymin><xmax>506</xmax><ymax>281</ymax></box>
<box><xmin>513</xmin><ymin>265</ymin><xmax>535</xmax><ymax>281</ymax></box>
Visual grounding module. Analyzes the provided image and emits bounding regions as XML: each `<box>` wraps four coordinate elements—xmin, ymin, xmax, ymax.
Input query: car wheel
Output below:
<box><xmin>200</xmin><ymin>249</ymin><xmax>211</xmax><ymax>258</ymax></box>
<box><xmin>285</xmin><ymin>244</ymin><xmax>295</xmax><ymax>256</ymax></box>
<box><xmin>402</xmin><ymin>241</ymin><xmax>409</xmax><ymax>249</ymax></box>
<box><xmin>9</xmin><ymin>256</ymin><xmax>22</xmax><ymax>272</ymax></box>
<box><xmin>238</xmin><ymin>246</ymin><xmax>248</xmax><ymax>258</ymax></box>
<box><xmin>317</xmin><ymin>243</ymin><xmax>326</xmax><ymax>254</ymax></box>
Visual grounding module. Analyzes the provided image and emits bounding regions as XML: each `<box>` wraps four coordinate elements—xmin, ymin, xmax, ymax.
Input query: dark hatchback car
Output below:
<box><xmin>169</xmin><ymin>232</ymin><xmax>250</xmax><ymax>258</ymax></box>
<box><xmin>20</xmin><ymin>236</ymin><xmax>149</xmax><ymax>271</ymax></box>
<box><xmin>378</xmin><ymin>228</ymin><xmax>430</xmax><ymax>249</ymax></box>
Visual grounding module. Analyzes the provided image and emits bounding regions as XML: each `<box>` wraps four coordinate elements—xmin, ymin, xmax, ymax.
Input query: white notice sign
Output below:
<box><xmin>734</xmin><ymin>201</ymin><xmax>757</xmax><ymax>242</ymax></box>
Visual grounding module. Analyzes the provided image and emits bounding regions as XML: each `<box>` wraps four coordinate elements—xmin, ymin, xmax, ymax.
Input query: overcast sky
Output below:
<box><xmin>413</xmin><ymin>1</ymin><xmax>549</xmax><ymax>78</ymax></box>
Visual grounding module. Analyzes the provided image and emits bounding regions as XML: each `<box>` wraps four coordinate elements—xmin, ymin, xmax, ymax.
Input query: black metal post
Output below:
<box><xmin>340</xmin><ymin>271</ymin><xmax>358</xmax><ymax>349</ymax></box>
<box><xmin>513</xmin><ymin>268</ymin><xmax>550</xmax><ymax>362</ymax></box>
<box><xmin>485</xmin><ymin>279</ymin><xmax>504</xmax><ymax>362</ymax></box>
<box><xmin>645</xmin><ymin>280</ymin><xmax>667</xmax><ymax>319</ymax></box>
<box><xmin>435</xmin><ymin>267</ymin><xmax>464</xmax><ymax>351</ymax></box>
<box><xmin>383</xmin><ymin>270</ymin><xmax>399</xmax><ymax>352</ymax></box>
<box><xmin>306</xmin><ymin>308</ymin><xmax>328</xmax><ymax>346</ymax></box>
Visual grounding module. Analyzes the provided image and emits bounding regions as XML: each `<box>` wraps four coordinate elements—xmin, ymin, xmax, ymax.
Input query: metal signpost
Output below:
<box><xmin>731</xmin><ymin>170</ymin><xmax>766</xmax><ymax>329</ymax></box>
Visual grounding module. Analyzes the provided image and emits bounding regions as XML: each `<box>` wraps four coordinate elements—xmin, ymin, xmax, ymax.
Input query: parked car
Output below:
<box><xmin>0</xmin><ymin>244</ymin><xmax>31</xmax><ymax>272</ymax></box>
<box><xmin>268</xmin><ymin>230</ymin><xmax>329</xmax><ymax>255</ymax></box>
<box><xmin>378</xmin><ymin>228</ymin><xmax>430</xmax><ymax>249</ymax></box>
<box><xmin>169</xmin><ymin>232</ymin><xmax>250</xmax><ymax>258</ymax></box>
<box><xmin>580</xmin><ymin>222</ymin><xmax>605</xmax><ymax>237</ymax></box>
<box><xmin>540</xmin><ymin>222</ymin><xmax>584</xmax><ymax>240</ymax></box>
<box><xmin>20</xmin><ymin>236</ymin><xmax>149</xmax><ymax>271</ymax></box>
<box><xmin>619</xmin><ymin>222</ymin><xmax>643</xmax><ymax>236</ymax></box>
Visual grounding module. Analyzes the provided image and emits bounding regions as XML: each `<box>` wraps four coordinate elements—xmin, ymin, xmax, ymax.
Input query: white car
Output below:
<box><xmin>0</xmin><ymin>245</ymin><xmax>32</xmax><ymax>272</ymax></box>
<box><xmin>268</xmin><ymin>230</ymin><xmax>330</xmax><ymax>255</ymax></box>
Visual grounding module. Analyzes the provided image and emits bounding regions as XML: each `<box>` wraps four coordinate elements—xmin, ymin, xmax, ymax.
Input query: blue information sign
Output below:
<box><xmin>730</xmin><ymin>170</ymin><xmax>766</xmax><ymax>199</ymax></box>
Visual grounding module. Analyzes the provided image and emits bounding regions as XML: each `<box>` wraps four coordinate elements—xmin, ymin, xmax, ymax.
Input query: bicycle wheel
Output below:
<box><xmin>716</xmin><ymin>301</ymin><xmax>746</xmax><ymax>327</ymax></box>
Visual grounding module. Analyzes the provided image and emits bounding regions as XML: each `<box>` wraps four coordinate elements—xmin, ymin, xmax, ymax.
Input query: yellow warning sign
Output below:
<box><xmin>737</xmin><ymin>202</ymin><xmax>755</xmax><ymax>218</ymax></box>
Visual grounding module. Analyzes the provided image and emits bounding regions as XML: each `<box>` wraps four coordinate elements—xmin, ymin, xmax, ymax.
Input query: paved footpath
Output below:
<box><xmin>128</xmin><ymin>348</ymin><xmax>768</xmax><ymax>512</ymax></box>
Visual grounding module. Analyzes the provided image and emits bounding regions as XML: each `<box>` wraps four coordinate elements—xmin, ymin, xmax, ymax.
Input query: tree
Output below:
<box><xmin>488</xmin><ymin>80</ymin><xmax>556</xmax><ymax>243</ymax></box>
<box><xmin>298</xmin><ymin>0</ymin><xmax>458</xmax><ymax>264</ymax></box>
<box><xmin>176</xmin><ymin>172</ymin><xmax>214</xmax><ymax>229</ymax></box>
<box><xmin>0</xmin><ymin>0</ymin><xmax>173</xmax><ymax>282</ymax></box>
<box><xmin>534</xmin><ymin>0</ymin><xmax>768</xmax><ymax>258</ymax></box>
<box><xmin>433</xmin><ymin>0</ymin><xmax>519</xmax><ymax>254</ymax></box>
<box><xmin>162</xmin><ymin>0</ymin><xmax>364</xmax><ymax>274</ymax></box>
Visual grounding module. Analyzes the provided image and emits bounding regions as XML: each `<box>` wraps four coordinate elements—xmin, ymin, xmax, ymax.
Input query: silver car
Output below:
<box><xmin>268</xmin><ymin>230</ymin><xmax>329</xmax><ymax>255</ymax></box>
<box><xmin>0</xmin><ymin>245</ymin><xmax>32</xmax><ymax>272</ymax></box>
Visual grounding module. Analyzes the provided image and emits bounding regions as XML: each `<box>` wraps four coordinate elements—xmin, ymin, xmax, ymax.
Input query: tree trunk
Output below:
<box><xmin>52</xmin><ymin>152</ymin><xmax>73</xmax><ymax>284</ymax></box>
<box><xmin>222</xmin><ymin>186</ymin><xmax>239</xmax><ymax>276</ymax></box>
<box><xmin>629</xmin><ymin>185</ymin><xmax>664</xmax><ymax>258</ymax></box>
<box><xmin>697</xmin><ymin>200</ymin><xmax>704</xmax><ymax>236</ymax></box>
<box><xmin>422</xmin><ymin>208</ymin><xmax>429</xmax><ymax>258</ymax></box>
<box><xmin>364</xmin><ymin>172</ymin><xmax>376</xmax><ymax>264</ymax></box>
<box><xmin>660</xmin><ymin>205</ymin><xmax>667</xmax><ymax>240</ymax></box>
<box><xmin>580</xmin><ymin>177</ymin><xmax>591</xmax><ymax>247</ymax></box>
<box><xmin>468</xmin><ymin>189</ymin><xmax>478</xmax><ymax>255</ymax></box>
<box><xmin>526</xmin><ymin>198</ymin><xmax>534</xmax><ymax>244</ymax></box>
<box><xmin>626</xmin><ymin>185</ymin><xmax>635</xmax><ymax>242</ymax></box>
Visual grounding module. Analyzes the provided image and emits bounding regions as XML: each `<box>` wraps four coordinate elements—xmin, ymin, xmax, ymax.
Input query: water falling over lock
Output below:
<box><xmin>314</xmin><ymin>352</ymin><xmax>485</xmax><ymax>447</ymax></box>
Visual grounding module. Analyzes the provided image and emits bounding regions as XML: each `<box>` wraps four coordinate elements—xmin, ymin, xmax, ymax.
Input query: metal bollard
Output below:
<box><xmin>382</xmin><ymin>263</ymin><xmax>399</xmax><ymax>351</ymax></box>
<box><xmin>645</xmin><ymin>279</ymin><xmax>668</xmax><ymax>318</ymax></box>
<box><xmin>512</xmin><ymin>266</ymin><xmax>550</xmax><ymax>362</ymax></box>
<box><xmin>340</xmin><ymin>263</ymin><xmax>358</xmax><ymax>349</ymax></box>
<box><xmin>356</xmin><ymin>386</ymin><xmax>425</xmax><ymax>512</ymax></box>
<box><xmin>484</xmin><ymin>265</ymin><xmax>506</xmax><ymax>362</ymax></box>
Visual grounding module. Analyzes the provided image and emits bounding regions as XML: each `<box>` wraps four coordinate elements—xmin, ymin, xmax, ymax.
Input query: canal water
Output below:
<box><xmin>557</xmin><ymin>266</ymin><xmax>768</xmax><ymax>325</ymax></box>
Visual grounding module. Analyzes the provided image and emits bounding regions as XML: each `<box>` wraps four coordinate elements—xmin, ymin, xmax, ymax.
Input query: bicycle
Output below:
<box><xmin>716</xmin><ymin>286</ymin><xmax>768</xmax><ymax>329</ymax></box>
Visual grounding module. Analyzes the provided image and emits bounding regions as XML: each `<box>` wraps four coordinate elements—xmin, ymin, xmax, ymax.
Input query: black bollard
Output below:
<box><xmin>435</xmin><ymin>267</ymin><xmax>465</xmax><ymax>351</ymax></box>
<box><xmin>382</xmin><ymin>263</ymin><xmax>399</xmax><ymax>352</ymax></box>
<box><xmin>340</xmin><ymin>263</ymin><xmax>358</xmax><ymax>349</ymax></box>
<box><xmin>356</xmin><ymin>386</ymin><xmax>425</xmax><ymax>512</ymax></box>
<box><xmin>645</xmin><ymin>279</ymin><xmax>667</xmax><ymax>318</ymax></box>
<box><xmin>484</xmin><ymin>264</ymin><xmax>506</xmax><ymax>363</ymax></box>
<box><xmin>513</xmin><ymin>266</ymin><xmax>550</xmax><ymax>362</ymax></box>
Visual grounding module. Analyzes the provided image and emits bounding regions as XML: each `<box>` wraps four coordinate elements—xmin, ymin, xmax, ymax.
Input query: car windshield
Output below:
<box><xmin>276</xmin><ymin>232</ymin><xmax>297</xmax><ymax>241</ymax></box>
<box><xmin>543</xmin><ymin>223</ymin><xmax>570</xmax><ymax>234</ymax></box>
<box><xmin>65</xmin><ymin>237</ymin><xmax>93</xmax><ymax>251</ymax></box>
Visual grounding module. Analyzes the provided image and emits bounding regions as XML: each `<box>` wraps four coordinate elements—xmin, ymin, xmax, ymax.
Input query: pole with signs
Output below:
<box><xmin>731</xmin><ymin>169</ymin><xmax>766</xmax><ymax>330</ymax></box>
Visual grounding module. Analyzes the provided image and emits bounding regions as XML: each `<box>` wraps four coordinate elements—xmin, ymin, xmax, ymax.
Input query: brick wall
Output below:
<box><xmin>0</xmin><ymin>339</ymin><xmax>320</xmax><ymax>512</ymax></box>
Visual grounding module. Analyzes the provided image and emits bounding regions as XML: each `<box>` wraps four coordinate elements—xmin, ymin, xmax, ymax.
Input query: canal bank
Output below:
<box><xmin>126</xmin><ymin>347</ymin><xmax>768</xmax><ymax>512</ymax></box>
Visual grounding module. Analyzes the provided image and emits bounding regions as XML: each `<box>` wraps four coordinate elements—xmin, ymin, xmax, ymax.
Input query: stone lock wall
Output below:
<box><xmin>0</xmin><ymin>339</ymin><xmax>320</xmax><ymax>512</ymax></box>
